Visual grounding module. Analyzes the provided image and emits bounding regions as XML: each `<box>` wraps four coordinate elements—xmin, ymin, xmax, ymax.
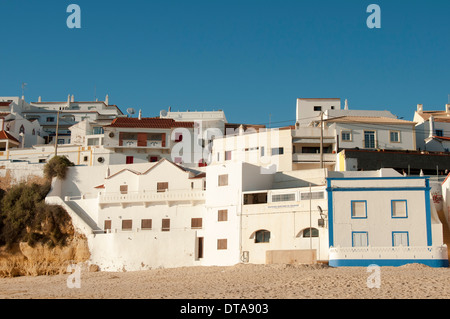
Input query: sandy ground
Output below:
<box><xmin>0</xmin><ymin>263</ymin><xmax>449</xmax><ymax>299</ymax></box>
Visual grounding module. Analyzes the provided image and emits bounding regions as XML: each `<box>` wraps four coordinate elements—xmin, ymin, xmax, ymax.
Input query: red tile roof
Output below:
<box><xmin>0</xmin><ymin>131</ymin><xmax>19</xmax><ymax>143</ymax></box>
<box><xmin>107</xmin><ymin>117</ymin><xmax>194</xmax><ymax>129</ymax></box>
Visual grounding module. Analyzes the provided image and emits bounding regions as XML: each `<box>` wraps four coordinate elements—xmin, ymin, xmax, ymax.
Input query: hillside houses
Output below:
<box><xmin>1</xmin><ymin>94</ymin><xmax>449</xmax><ymax>270</ymax></box>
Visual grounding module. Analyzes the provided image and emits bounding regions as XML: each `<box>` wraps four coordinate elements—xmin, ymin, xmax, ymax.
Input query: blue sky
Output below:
<box><xmin>1</xmin><ymin>0</ymin><xmax>450</xmax><ymax>125</ymax></box>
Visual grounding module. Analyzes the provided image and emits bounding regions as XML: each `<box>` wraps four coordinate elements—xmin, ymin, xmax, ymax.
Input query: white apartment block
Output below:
<box><xmin>413</xmin><ymin>103</ymin><xmax>450</xmax><ymax>152</ymax></box>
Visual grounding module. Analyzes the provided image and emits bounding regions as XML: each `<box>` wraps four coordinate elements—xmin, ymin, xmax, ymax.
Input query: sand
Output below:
<box><xmin>0</xmin><ymin>263</ymin><xmax>449</xmax><ymax>299</ymax></box>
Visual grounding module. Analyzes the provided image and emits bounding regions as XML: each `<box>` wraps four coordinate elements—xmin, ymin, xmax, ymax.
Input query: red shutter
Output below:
<box><xmin>137</xmin><ymin>133</ymin><xmax>147</xmax><ymax>147</ymax></box>
<box><xmin>119</xmin><ymin>132</ymin><xmax>124</xmax><ymax>146</ymax></box>
<box><xmin>162</xmin><ymin>133</ymin><xmax>166</xmax><ymax>147</ymax></box>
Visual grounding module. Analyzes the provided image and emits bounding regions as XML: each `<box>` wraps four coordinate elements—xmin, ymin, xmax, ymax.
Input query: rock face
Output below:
<box><xmin>0</xmin><ymin>234</ymin><xmax>91</xmax><ymax>277</ymax></box>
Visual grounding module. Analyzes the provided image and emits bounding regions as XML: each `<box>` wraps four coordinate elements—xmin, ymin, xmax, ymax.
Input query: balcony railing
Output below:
<box><xmin>292</xmin><ymin>153</ymin><xmax>336</xmax><ymax>162</ymax></box>
<box><xmin>98</xmin><ymin>189</ymin><xmax>205</xmax><ymax>207</ymax></box>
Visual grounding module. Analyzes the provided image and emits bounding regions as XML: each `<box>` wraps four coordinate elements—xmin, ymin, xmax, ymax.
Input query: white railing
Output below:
<box><xmin>98</xmin><ymin>189</ymin><xmax>206</xmax><ymax>205</ymax></box>
<box><xmin>329</xmin><ymin>245</ymin><xmax>448</xmax><ymax>261</ymax></box>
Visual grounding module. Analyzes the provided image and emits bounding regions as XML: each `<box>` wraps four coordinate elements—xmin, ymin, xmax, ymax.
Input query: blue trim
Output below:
<box><xmin>351</xmin><ymin>200</ymin><xmax>367</xmax><ymax>219</ymax></box>
<box><xmin>327</xmin><ymin>179</ymin><xmax>334</xmax><ymax>247</ymax></box>
<box><xmin>392</xmin><ymin>231</ymin><xmax>409</xmax><ymax>247</ymax></box>
<box><xmin>352</xmin><ymin>231</ymin><xmax>369</xmax><ymax>247</ymax></box>
<box><xmin>329</xmin><ymin>259</ymin><xmax>449</xmax><ymax>268</ymax></box>
<box><xmin>425</xmin><ymin>179</ymin><xmax>432</xmax><ymax>246</ymax></box>
<box><xmin>328</xmin><ymin>187</ymin><xmax>429</xmax><ymax>192</ymax></box>
<box><xmin>391</xmin><ymin>200</ymin><xmax>408</xmax><ymax>218</ymax></box>
<box><xmin>327</xmin><ymin>176</ymin><xmax>428</xmax><ymax>181</ymax></box>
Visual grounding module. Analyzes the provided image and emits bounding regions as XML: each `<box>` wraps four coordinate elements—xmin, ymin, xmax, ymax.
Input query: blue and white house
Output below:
<box><xmin>326</xmin><ymin>171</ymin><xmax>449</xmax><ymax>267</ymax></box>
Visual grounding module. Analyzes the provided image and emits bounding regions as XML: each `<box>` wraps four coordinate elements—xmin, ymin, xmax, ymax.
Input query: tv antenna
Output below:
<box><xmin>127</xmin><ymin>108</ymin><xmax>136</xmax><ymax>117</ymax></box>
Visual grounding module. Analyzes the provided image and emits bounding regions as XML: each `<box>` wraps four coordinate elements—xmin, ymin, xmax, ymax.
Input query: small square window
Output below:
<box><xmin>218</xmin><ymin>174</ymin><xmax>228</xmax><ymax>186</ymax></box>
<box><xmin>341</xmin><ymin>131</ymin><xmax>352</xmax><ymax>142</ymax></box>
<box><xmin>351</xmin><ymin>200</ymin><xmax>367</xmax><ymax>219</ymax></box>
<box><xmin>314</xmin><ymin>106</ymin><xmax>322</xmax><ymax>112</ymax></box>
<box><xmin>392</xmin><ymin>200</ymin><xmax>407</xmax><ymax>218</ymax></box>
<box><xmin>218</xmin><ymin>209</ymin><xmax>228</xmax><ymax>222</ymax></box>
<box><xmin>352</xmin><ymin>232</ymin><xmax>368</xmax><ymax>247</ymax></box>
<box><xmin>271</xmin><ymin>147</ymin><xmax>284</xmax><ymax>155</ymax></box>
<box><xmin>217</xmin><ymin>239</ymin><xmax>227</xmax><ymax>250</ymax></box>
<box><xmin>141</xmin><ymin>219</ymin><xmax>152</xmax><ymax>230</ymax></box>
<box><xmin>390</xmin><ymin>131</ymin><xmax>400</xmax><ymax>143</ymax></box>
<box><xmin>435</xmin><ymin>129</ymin><xmax>444</xmax><ymax>137</ymax></box>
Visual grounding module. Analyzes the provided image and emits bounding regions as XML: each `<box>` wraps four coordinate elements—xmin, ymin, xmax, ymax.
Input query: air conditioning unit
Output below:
<box><xmin>109</xmin><ymin>132</ymin><xmax>114</xmax><ymax>138</ymax></box>
<box><xmin>97</xmin><ymin>157</ymin><xmax>105</xmax><ymax>163</ymax></box>
<box><xmin>318</xmin><ymin>218</ymin><xmax>325</xmax><ymax>228</ymax></box>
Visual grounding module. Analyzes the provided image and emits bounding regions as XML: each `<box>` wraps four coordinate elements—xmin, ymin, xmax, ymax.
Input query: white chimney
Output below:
<box><xmin>71</xmin><ymin>95</ymin><xmax>74</xmax><ymax>102</ymax></box>
<box><xmin>38</xmin><ymin>96</ymin><xmax>42</xmax><ymax>102</ymax></box>
<box><xmin>105</xmin><ymin>94</ymin><xmax>109</xmax><ymax>105</ymax></box>
<box><xmin>138</xmin><ymin>109</ymin><xmax>142</xmax><ymax>120</ymax></box>
<box><xmin>429</xmin><ymin>115</ymin><xmax>435</xmax><ymax>138</ymax></box>
<box><xmin>344</xmin><ymin>99</ymin><xmax>348</xmax><ymax>110</ymax></box>
<box><xmin>446</xmin><ymin>104</ymin><xmax>450</xmax><ymax>115</ymax></box>
<box><xmin>417</xmin><ymin>104</ymin><xmax>423</xmax><ymax>114</ymax></box>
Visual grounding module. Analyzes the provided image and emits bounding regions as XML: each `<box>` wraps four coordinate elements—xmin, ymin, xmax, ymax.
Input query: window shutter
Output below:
<box><xmin>141</xmin><ymin>219</ymin><xmax>152</xmax><ymax>229</ymax></box>
<box><xmin>137</xmin><ymin>133</ymin><xmax>147</xmax><ymax>147</ymax></box>
<box><xmin>104</xmin><ymin>220</ymin><xmax>111</xmax><ymax>231</ymax></box>
<box><xmin>162</xmin><ymin>133</ymin><xmax>166</xmax><ymax>147</ymax></box>
<box><xmin>122</xmin><ymin>219</ymin><xmax>132</xmax><ymax>230</ymax></box>
<box><xmin>218</xmin><ymin>209</ymin><xmax>228</xmax><ymax>221</ymax></box>
<box><xmin>217</xmin><ymin>239</ymin><xmax>227</xmax><ymax>250</ymax></box>
<box><xmin>157</xmin><ymin>182</ymin><xmax>169</xmax><ymax>192</ymax></box>
<box><xmin>162</xmin><ymin>218</ymin><xmax>170</xmax><ymax>231</ymax></box>
<box><xmin>120</xmin><ymin>185</ymin><xmax>128</xmax><ymax>194</ymax></box>
<box><xmin>191</xmin><ymin>218</ymin><xmax>202</xmax><ymax>229</ymax></box>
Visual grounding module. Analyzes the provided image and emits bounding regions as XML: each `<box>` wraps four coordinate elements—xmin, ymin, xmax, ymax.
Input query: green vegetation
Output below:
<box><xmin>43</xmin><ymin>156</ymin><xmax>74</xmax><ymax>180</ymax></box>
<box><xmin>0</xmin><ymin>182</ymin><xmax>73</xmax><ymax>248</ymax></box>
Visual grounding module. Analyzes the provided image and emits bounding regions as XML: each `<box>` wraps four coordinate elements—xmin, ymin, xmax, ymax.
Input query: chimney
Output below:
<box><xmin>417</xmin><ymin>104</ymin><xmax>423</xmax><ymax>114</ymax></box>
<box><xmin>138</xmin><ymin>109</ymin><xmax>142</xmax><ymax>120</ymax></box>
<box><xmin>105</xmin><ymin>94</ymin><xmax>109</xmax><ymax>105</ymax></box>
<box><xmin>38</xmin><ymin>96</ymin><xmax>42</xmax><ymax>102</ymax></box>
<box><xmin>446</xmin><ymin>104</ymin><xmax>450</xmax><ymax>115</ymax></box>
<box><xmin>67</xmin><ymin>94</ymin><xmax>71</xmax><ymax>104</ymax></box>
<box><xmin>344</xmin><ymin>99</ymin><xmax>348</xmax><ymax>110</ymax></box>
<box><xmin>429</xmin><ymin>115</ymin><xmax>435</xmax><ymax>138</ymax></box>
<box><xmin>71</xmin><ymin>95</ymin><xmax>74</xmax><ymax>102</ymax></box>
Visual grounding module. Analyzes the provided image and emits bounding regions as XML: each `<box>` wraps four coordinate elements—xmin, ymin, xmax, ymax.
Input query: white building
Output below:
<box><xmin>46</xmin><ymin>158</ymin><xmax>207</xmax><ymax>271</ymax></box>
<box><xmin>413</xmin><ymin>103</ymin><xmax>450</xmax><ymax>152</ymax></box>
<box><xmin>327</xmin><ymin>170</ymin><xmax>448</xmax><ymax>267</ymax></box>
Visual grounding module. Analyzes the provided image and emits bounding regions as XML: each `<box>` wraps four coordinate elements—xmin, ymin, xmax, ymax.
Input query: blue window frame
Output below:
<box><xmin>391</xmin><ymin>200</ymin><xmax>408</xmax><ymax>218</ymax></box>
<box><xmin>352</xmin><ymin>231</ymin><xmax>369</xmax><ymax>247</ymax></box>
<box><xmin>351</xmin><ymin>200</ymin><xmax>367</xmax><ymax>219</ymax></box>
<box><xmin>392</xmin><ymin>231</ymin><xmax>409</xmax><ymax>247</ymax></box>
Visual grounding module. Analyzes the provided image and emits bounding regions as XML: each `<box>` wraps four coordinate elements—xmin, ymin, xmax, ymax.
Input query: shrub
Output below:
<box><xmin>0</xmin><ymin>182</ymin><xmax>72</xmax><ymax>248</ymax></box>
<box><xmin>43</xmin><ymin>156</ymin><xmax>74</xmax><ymax>180</ymax></box>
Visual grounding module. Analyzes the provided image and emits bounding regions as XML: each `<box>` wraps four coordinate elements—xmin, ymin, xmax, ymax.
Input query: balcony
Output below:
<box><xmin>98</xmin><ymin>189</ymin><xmax>205</xmax><ymax>208</ymax></box>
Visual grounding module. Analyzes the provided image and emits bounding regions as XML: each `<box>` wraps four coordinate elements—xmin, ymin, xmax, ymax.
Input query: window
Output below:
<box><xmin>301</xmin><ymin>191</ymin><xmax>324</xmax><ymax>200</ymax></box>
<box><xmin>83</xmin><ymin>156</ymin><xmax>88</xmax><ymax>162</ymax></box>
<box><xmin>141</xmin><ymin>219</ymin><xmax>152</xmax><ymax>230</ymax></box>
<box><xmin>303</xmin><ymin>228</ymin><xmax>319</xmax><ymax>238</ymax></box>
<box><xmin>341</xmin><ymin>131</ymin><xmax>352</xmax><ymax>142</ymax></box>
<box><xmin>157</xmin><ymin>182</ymin><xmax>169</xmax><ymax>192</ymax></box>
<box><xmin>38</xmin><ymin>159</ymin><xmax>46</xmax><ymax>163</ymax></box>
<box><xmin>392</xmin><ymin>200</ymin><xmax>408</xmax><ymax>218</ymax></box>
<box><xmin>352</xmin><ymin>232</ymin><xmax>368</xmax><ymax>247</ymax></box>
<box><xmin>87</xmin><ymin>138</ymin><xmax>99</xmax><ymax>146</ymax></box>
<box><xmin>255</xmin><ymin>230</ymin><xmax>270</xmax><ymax>243</ymax></box>
<box><xmin>122</xmin><ymin>219</ymin><xmax>132</xmax><ymax>231</ymax></box>
<box><xmin>57</xmin><ymin>139</ymin><xmax>65</xmax><ymax>145</ymax></box>
<box><xmin>191</xmin><ymin>218</ymin><xmax>203</xmax><ymax>229</ymax></box>
<box><xmin>225</xmin><ymin>151</ymin><xmax>232</xmax><ymax>161</ymax></box>
<box><xmin>271</xmin><ymin>147</ymin><xmax>284</xmax><ymax>155</ymax></box>
<box><xmin>46</xmin><ymin>117</ymin><xmax>54</xmax><ymax>122</ymax></box>
<box><xmin>104</xmin><ymin>220</ymin><xmax>111</xmax><ymax>232</ymax></box>
<box><xmin>392</xmin><ymin>232</ymin><xmax>409</xmax><ymax>247</ymax></box>
<box><xmin>364</xmin><ymin>131</ymin><xmax>376</xmax><ymax>148</ymax></box>
<box><xmin>272</xmin><ymin>193</ymin><xmax>296</xmax><ymax>202</ymax></box>
<box><xmin>390</xmin><ymin>131</ymin><xmax>400</xmax><ymax>143</ymax></box>
<box><xmin>314</xmin><ymin>106</ymin><xmax>322</xmax><ymax>112</ymax></box>
<box><xmin>126</xmin><ymin>156</ymin><xmax>134</xmax><ymax>164</ymax></box>
<box><xmin>351</xmin><ymin>200</ymin><xmax>367</xmax><ymax>219</ymax></box>
<box><xmin>93</xmin><ymin>127</ymin><xmax>104</xmax><ymax>135</ymax></box>
<box><xmin>162</xmin><ymin>219</ymin><xmax>170</xmax><ymax>231</ymax></box>
<box><xmin>120</xmin><ymin>185</ymin><xmax>128</xmax><ymax>194</ymax></box>
<box><xmin>218</xmin><ymin>209</ymin><xmax>228</xmax><ymax>222</ymax></box>
<box><xmin>19</xmin><ymin>125</ymin><xmax>25</xmax><ymax>134</ymax></box>
<box><xmin>218</xmin><ymin>174</ymin><xmax>228</xmax><ymax>186</ymax></box>
<box><xmin>197</xmin><ymin>237</ymin><xmax>204</xmax><ymax>259</ymax></box>
<box><xmin>261</xmin><ymin>146</ymin><xmax>265</xmax><ymax>157</ymax></box>
<box><xmin>149</xmin><ymin>156</ymin><xmax>158</xmax><ymax>162</ymax></box>
<box><xmin>217</xmin><ymin>239</ymin><xmax>227</xmax><ymax>250</ymax></box>
<box><xmin>243</xmin><ymin>192</ymin><xmax>268</xmax><ymax>205</ymax></box>
<box><xmin>435</xmin><ymin>129</ymin><xmax>444</xmax><ymax>137</ymax></box>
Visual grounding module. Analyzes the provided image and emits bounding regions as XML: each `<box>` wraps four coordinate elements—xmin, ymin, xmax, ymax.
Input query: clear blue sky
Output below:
<box><xmin>1</xmin><ymin>0</ymin><xmax>450</xmax><ymax>125</ymax></box>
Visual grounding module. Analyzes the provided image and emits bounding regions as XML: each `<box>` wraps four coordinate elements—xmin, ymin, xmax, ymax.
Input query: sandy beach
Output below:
<box><xmin>0</xmin><ymin>263</ymin><xmax>449</xmax><ymax>299</ymax></box>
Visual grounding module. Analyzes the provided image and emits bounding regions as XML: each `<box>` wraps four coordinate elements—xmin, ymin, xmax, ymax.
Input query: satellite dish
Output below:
<box><xmin>160</xmin><ymin>109</ymin><xmax>168</xmax><ymax>117</ymax></box>
<box><xmin>127</xmin><ymin>108</ymin><xmax>136</xmax><ymax>116</ymax></box>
